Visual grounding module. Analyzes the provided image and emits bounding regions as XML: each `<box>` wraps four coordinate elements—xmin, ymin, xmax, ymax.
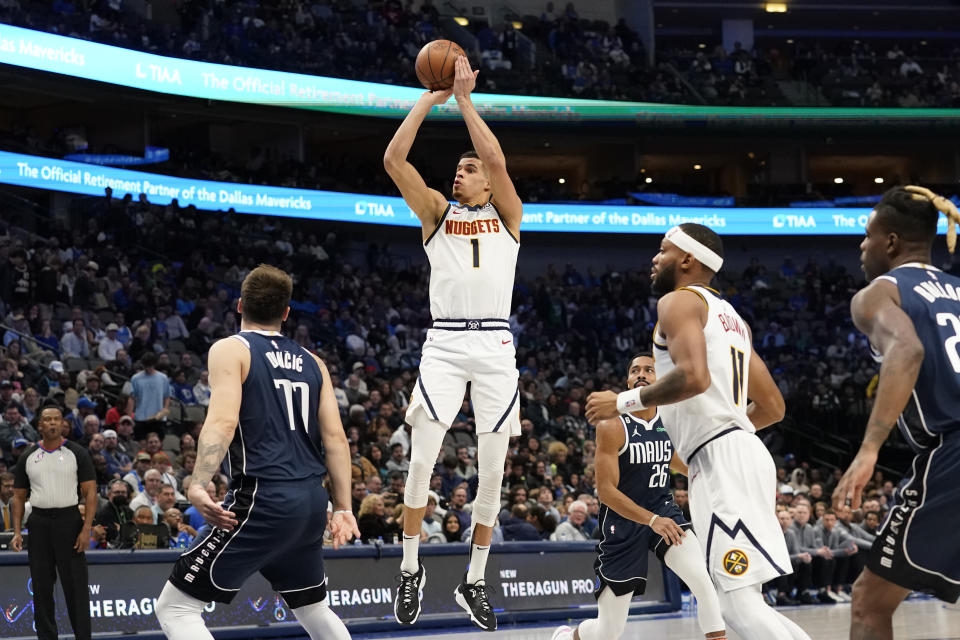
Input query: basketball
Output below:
<box><xmin>415</xmin><ymin>39</ymin><xmax>465</xmax><ymax>91</ymax></box>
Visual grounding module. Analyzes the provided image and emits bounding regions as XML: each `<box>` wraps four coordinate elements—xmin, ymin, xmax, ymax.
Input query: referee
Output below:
<box><xmin>11</xmin><ymin>404</ymin><xmax>97</xmax><ymax>640</ymax></box>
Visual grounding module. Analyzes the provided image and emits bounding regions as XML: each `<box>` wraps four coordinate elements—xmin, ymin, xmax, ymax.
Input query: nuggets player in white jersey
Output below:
<box><xmin>586</xmin><ymin>223</ymin><xmax>810</xmax><ymax>640</ymax></box>
<box><xmin>383</xmin><ymin>55</ymin><xmax>522</xmax><ymax>631</ymax></box>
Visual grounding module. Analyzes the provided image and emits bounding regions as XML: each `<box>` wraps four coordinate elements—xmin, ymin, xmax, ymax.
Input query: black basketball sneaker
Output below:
<box><xmin>394</xmin><ymin>560</ymin><xmax>426</xmax><ymax>625</ymax></box>
<box><xmin>455</xmin><ymin>573</ymin><xmax>497</xmax><ymax>631</ymax></box>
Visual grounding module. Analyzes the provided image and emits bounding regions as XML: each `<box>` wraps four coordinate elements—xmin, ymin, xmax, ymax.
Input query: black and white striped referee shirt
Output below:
<box><xmin>13</xmin><ymin>440</ymin><xmax>95</xmax><ymax>508</ymax></box>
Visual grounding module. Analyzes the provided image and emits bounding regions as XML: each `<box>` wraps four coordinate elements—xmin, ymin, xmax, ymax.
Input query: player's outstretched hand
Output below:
<box><xmin>452</xmin><ymin>55</ymin><xmax>479</xmax><ymax>102</ymax></box>
<box><xmin>421</xmin><ymin>88</ymin><xmax>453</xmax><ymax>106</ymax></box>
<box><xmin>329</xmin><ymin>511</ymin><xmax>361</xmax><ymax>550</ymax></box>
<box><xmin>188</xmin><ymin>482</ymin><xmax>238</xmax><ymax>531</ymax></box>
<box><xmin>585</xmin><ymin>390</ymin><xmax>620</xmax><ymax>423</ymax></box>
<box><xmin>832</xmin><ymin>448</ymin><xmax>877</xmax><ymax>512</ymax></box>
<box><xmin>652</xmin><ymin>517</ymin><xmax>686</xmax><ymax>547</ymax></box>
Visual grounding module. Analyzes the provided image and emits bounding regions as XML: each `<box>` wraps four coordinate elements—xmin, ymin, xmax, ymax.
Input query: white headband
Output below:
<box><xmin>665</xmin><ymin>226</ymin><xmax>723</xmax><ymax>273</ymax></box>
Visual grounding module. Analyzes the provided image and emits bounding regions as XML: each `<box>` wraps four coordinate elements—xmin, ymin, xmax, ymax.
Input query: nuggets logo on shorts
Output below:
<box><xmin>723</xmin><ymin>549</ymin><xmax>749</xmax><ymax>576</ymax></box>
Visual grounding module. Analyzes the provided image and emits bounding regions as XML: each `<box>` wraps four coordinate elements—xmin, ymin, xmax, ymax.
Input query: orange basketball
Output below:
<box><xmin>415</xmin><ymin>39</ymin><xmax>466</xmax><ymax>91</ymax></box>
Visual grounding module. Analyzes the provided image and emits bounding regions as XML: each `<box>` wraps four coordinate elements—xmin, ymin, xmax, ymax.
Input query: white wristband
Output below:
<box><xmin>616</xmin><ymin>387</ymin><xmax>645</xmax><ymax>414</ymax></box>
<box><xmin>648</xmin><ymin>514</ymin><xmax>658</xmax><ymax>527</ymax></box>
<box><xmin>333</xmin><ymin>510</ymin><xmax>352</xmax><ymax>516</ymax></box>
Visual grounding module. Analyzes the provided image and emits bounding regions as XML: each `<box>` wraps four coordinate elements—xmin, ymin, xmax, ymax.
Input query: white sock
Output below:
<box><xmin>291</xmin><ymin>597</ymin><xmax>351</xmax><ymax>640</ymax></box>
<box><xmin>466</xmin><ymin>543</ymin><xmax>490</xmax><ymax>584</ymax></box>
<box><xmin>155</xmin><ymin>581</ymin><xmax>214</xmax><ymax>640</ymax></box>
<box><xmin>400</xmin><ymin>533</ymin><xmax>420</xmax><ymax>575</ymax></box>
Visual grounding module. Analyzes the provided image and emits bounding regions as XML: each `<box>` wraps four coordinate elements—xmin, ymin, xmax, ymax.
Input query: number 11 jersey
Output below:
<box><xmin>224</xmin><ymin>330</ymin><xmax>327</xmax><ymax>486</ymax></box>
<box><xmin>423</xmin><ymin>201</ymin><xmax>519</xmax><ymax>320</ymax></box>
<box><xmin>653</xmin><ymin>285</ymin><xmax>754</xmax><ymax>463</ymax></box>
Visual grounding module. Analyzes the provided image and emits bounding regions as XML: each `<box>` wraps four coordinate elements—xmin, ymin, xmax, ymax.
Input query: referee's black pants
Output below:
<box><xmin>28</xmin><ymin>507</ymin><xmax>91</xmax><ymax>640</ymax></box>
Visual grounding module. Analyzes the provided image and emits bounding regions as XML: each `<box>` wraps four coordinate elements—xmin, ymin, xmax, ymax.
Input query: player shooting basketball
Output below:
<box><xmin>383</xmin><ymin>55</ymin><xmax>522</xmax><ymax>631</ymax></box>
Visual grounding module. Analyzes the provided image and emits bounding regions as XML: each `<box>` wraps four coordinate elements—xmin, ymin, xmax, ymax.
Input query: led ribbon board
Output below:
<box><xmin>5</xmin><ymin>150</ymin><xmax>953</xmax><ymax>235</ymax></box>
<box><xmin>2</xmin><ymin>25</ymin><xmax>960</xmax><ymax>124</ymax></box>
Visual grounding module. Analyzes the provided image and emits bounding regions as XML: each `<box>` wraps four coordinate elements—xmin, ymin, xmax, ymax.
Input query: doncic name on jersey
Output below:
<box><xmin>264</xmin><ymin>339</ymin><xmax>304</xmax><ymax>372</ymax></box>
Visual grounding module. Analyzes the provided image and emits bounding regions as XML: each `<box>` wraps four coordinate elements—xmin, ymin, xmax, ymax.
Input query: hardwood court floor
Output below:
<box><xmin>351</xmin><ymin>598</ymin><xmax>960</xmax><ymax>640</ymax></box>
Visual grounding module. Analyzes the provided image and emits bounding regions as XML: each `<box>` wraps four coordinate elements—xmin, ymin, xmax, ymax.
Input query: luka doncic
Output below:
<box><xmin>155</xmin><ymin>265</ymin><xmax>360</xmax><ymax>640</ymax></box>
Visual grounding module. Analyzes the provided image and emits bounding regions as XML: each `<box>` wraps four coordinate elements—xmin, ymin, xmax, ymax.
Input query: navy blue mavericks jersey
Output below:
<box><xmin>608</xmin><ymin>412</ymin><xmax>674</xmax><ymax>512</ymax></box>
<box><xmin>224</xmin><ymin>330</ymin><xmax>328</xmax><ymax>485</ymax></box>
<box><xmin>877</xmin><ymin>263</ymin><xmax>960</xmax><ymax>448</ymax></box>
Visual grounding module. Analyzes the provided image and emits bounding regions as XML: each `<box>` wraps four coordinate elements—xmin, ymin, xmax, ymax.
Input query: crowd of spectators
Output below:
<box><xmin>2</xmin><ymin>187</ymin><xmax>951</xmax><ymax>605</ymax></box>
<box><xmin>4</xmin><ymin>1</ymin><xmax>958</xmax><ymax>107</ymax></box>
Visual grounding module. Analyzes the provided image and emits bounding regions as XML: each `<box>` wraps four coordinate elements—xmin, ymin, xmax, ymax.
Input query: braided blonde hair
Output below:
<box><xmin>904</xmin><ymin>185</ymin><xmax>960</xmax><ymax>253</ymax></box>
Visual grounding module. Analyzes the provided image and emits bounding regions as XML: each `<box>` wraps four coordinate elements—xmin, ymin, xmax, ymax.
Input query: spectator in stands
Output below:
<box><xmin>101</xmin><ymin>429</ymin><xmax>131</xmax><ymax>477</ymax></box>
<box><xmin>80</xmin><ymin>374</ymin><xmax>108</xmax><ymax>416</ymax></box>
<box><xmin>94</xmin><ymin>478</ymin><xmax>133</xmax><ymax>546</ymax></box>
<box><xmin>0</xmin><ymin>402</ymin><xmax>37</xmax><ymax>450</ymax></box>
<box><xmin>819</xmin><ymin>509</ymin><xmax>858</xmax><ymax>602</ymax></box>
<box><xmin>20</xmin><ymin>387</ymin><xmax>40</xmax><ymax>423</ymax></box>
<box><xmin>114</xmin><ymin>415</ymin><xmax>137</xmax><ymax>458</ymax></box>
<box><xmin>192</xmin><ymin>370</ymin><xmax>210</xmax><ymax>407</ymax></box>
<box><xmin>774</xmin><ymin>507</ymin><xmax>814</xmax><ymax>605</ymax></box>
<box><xmin>130</xmin><ymin>351</ymin><xmax>171</xmax><ymax>438</ymax></box>
<box><xmin>171</xmin><ymin>369</ymin><xmax>197</xmax><ymax>405</ymax></box>
<box><xmin>0</xmin><ymin>381</ymin><xmax>25</xmax><ymax>415</ymax></box>
<box><xmin>60</xmin><ymin>318</ymin><xmax>90</xmax><ymax>358</ymax></box>
<box><xmin>163</xmin><ymin>507</ymin><xmax>196</xmax><ymax>548</ymax></box>
<box><xmin>129</xmin><ymin>468</ymin><xmax>163</xmax><ymax>520</ymax></box>
<box><xmin>123</xmin><ymin>453</ymin><xmax>151</xmax><ymax>497</ymax></box>
<box><xmin>97</xmin><ymin>323</ymin><xmax>123</xmax><ymax>361</ymax></box>
<box><xmin>793</xmin><ymin>501</ymin><xmax>835</xmax><ymax>603</ymax></box>
<box><xmin>438</xmin><ymin>454</ymin><xmax>465</xmax><ymax>499</ymax></box>
<box><xmin>1</xmin><ymin>470</ymin><xmax>15</xmax><ymax>532</ymax></box>
<box><xmin>33</xmin><ymin>319</ymin><xmax>59</xmax><ymax>353</ymax></box>
<box><xmin>151</xmin><ymin>452</ymin><xmax>183</xmax><ymax>498</ymax></box>
<box><xmin>501</xmin><ymin>503</ymin><xmax>542</xmax><ymax>541</ymax></box>
<box><xmin>66</xmin><ymin>398</ymin><xmax>98</xmax><ymax>440</ymax></box>
<box><xmin>356</xmin><ymin>493</ymin><xmax>397</xmax><ymax>543</ymax></box>
<box><xmin>442</xmin><ymin>512</ymin><xmax>464</xmax><ymax>543</ymax></box>
<box><xmin>104</xmin><ymin>394</ymin><xmax>131</xmax><ymax>427</ymax></box>
<box><xmin>447</xmin><ymin>485</ymin><xmax>471</xmax><ymax>532</ymax></box>
<box><xmin>551</xmin><ymin>499</ymin><xmax>590</xmax><ymax>541</ymax></box>
<box><xmin>421</xmin><ymin>494</ymin><xmax>443</xmax><ymax>543</ymax></box>
<box><xmin>385</xmin><ymin>442</ymin><xmax>409</xmax><ymax>474</ymax></box>
<box><xmin>536</xmin><ymin>485</ymin><xmax>561</xmax><ymax>523</ymax></box>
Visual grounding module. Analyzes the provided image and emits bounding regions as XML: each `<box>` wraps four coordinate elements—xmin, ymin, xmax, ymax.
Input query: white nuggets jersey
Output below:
<box><xmin>653</xmin><ymin>285</ymin><xmax>753</xmax><ymax>462</ymax></box>
<box><xmin>423</xmin><ymin>201</ymin><xmax>519</xmax><ymax>319</ymax></box>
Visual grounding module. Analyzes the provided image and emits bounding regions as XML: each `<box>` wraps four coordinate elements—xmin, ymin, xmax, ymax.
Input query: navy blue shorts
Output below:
<box><xmin>594</xmin><ymin>500</ymin><xmax>690</xmax><ymax>597</ymax></box>
<box><xmin>868</xmin><ymin>434</ymin><xmax>960</xmax><ymax>603</ymax></box>
<box><xmin>169</xmin><ymin>476</ymin><xmax>329</xmax><ymax>607</ymax></box>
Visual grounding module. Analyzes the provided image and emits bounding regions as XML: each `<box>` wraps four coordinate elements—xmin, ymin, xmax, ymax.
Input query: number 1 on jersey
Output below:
<box><xmin>730</xmin><ymin>346</ymin><xmax>745</xmax><ymax>405</ymax></box>
<box><xmin>470</xmin><ymin>238</ymin><xmax>480</xmax><ymax>268</ymax></box>
<box><xmin>274</xmin><ymin>379</ymin><xmax>310</xmax><ymax>432</ymax></box>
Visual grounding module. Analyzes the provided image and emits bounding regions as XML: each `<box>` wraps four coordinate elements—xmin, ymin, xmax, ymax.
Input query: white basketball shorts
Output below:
<box><xmin>687</xmin><ymin>428</ymin><xmax>792</xmax><ymax>592</ymax></box>
<box><xmin>406</xmin><ymin>328</ymin><xmax>520</xmax><ymax>436</ymax></box>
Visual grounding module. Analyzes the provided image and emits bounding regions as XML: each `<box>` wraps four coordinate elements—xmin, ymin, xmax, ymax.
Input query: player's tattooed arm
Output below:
<box><xmin>192</xmin><ymin>439</ymin><xmax>228</xmax><ymax>488</ymax></box>
<box><xmin>185</xmin><ymin>338</ymin><xmax>245</xmax><ymax>529</ymax></box>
